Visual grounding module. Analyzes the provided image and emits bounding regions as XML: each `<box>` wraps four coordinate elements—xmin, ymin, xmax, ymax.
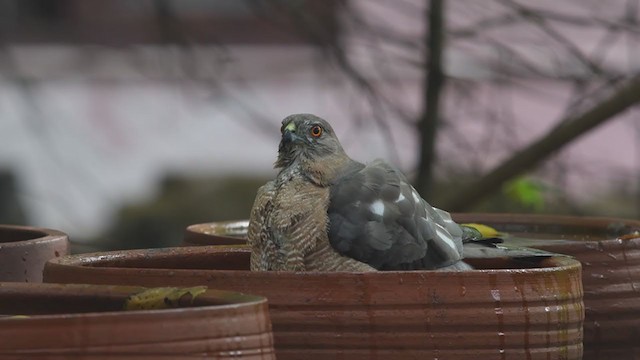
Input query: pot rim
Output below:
<box><xmin>46</xmin><ymin>245</ymin><xmax>582</xmax><ymax>277</ymax></box>
<box><xmin>0</xmin><ymin>225</ymin><xmax>68</xmax><ymax>248</ymax></box>
<box><xmin>0</xmin><ymin>282</ymin><xmax>267</xmax><ymax>321</ymax></box>
<box><xmin>188</xmin><ymin>214</ymin><xmax>640</xmax><ymax>242</ymax></box>
<box><xmin>189</xmin><ymin>213</ymin><xmax>640</xmax><ymax>228</ymax></box>
<box><xmin>186</xmin><ymin>220</ymin><xmax>249</xmax><ymax>234</ymax></box>
<box><xmin>452</xmin><ymin>212</ymin><xmax>640</xmax><ymax>230</ymax></box>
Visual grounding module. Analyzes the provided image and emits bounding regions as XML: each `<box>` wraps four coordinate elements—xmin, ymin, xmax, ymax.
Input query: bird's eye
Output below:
<box><xmin>310</xmin><ymin>125</ymin><xmax>323</xmax><ymax>138</ymax></box>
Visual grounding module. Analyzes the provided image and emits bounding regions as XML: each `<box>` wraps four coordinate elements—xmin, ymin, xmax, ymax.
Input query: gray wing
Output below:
<box><xmin>327</xmin><ymin>159</ymin><xmax>464</xmax><ymax>270</ymax></box>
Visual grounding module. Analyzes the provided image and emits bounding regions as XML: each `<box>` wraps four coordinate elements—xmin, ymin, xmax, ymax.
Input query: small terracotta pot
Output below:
<box><xmin>183</xmin><ymin>220</ymin><xmax>248</xmax><ymax>246</ymax></box>
<box><xmin>0</xmin><ymin>225</ymin><xmax>69</xmax><ymax>282</ymax></box>
<box><xmin>45</xmin><ymin>245</ymin><xmax>584</xmax><ymax>360</ymax></box>
<box><xmin>0</xmin><ymin>282</ymin><xmax>275</xmax><ymax>359</ymax></box>
<box><xmin>452</xmin><ymin>213</ymin><xmax>640</xmax><ymax>360</ymax></box>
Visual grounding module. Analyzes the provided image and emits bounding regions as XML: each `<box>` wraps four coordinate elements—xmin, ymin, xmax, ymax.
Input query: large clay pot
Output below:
<box><xmin>0</xmin><ymin>225</ymin><xmax>69</xmax><ymax>282</ymax></box>
<box><xmin>183</xmin><ymin>221</ymin><xmax>247</xmax><ymax>246</ymax></box>
<box><xmin>44</xmin><ymin>245</ymin><xmax>584</xmax><ymax>360</ymax></box>
<box><xmin>184</xmin><ymin>215</ymin><xmax>640</xmax><ymax>359</ymax></box>
<box><xmin>452</xmin><ymin>213</ymin><xmax>640</xmax><ymax>360</ymax></box>
<box><xmin>0</xmin><ymin>282</ymin><xmax>275</xmax><ymax>359</ymax></box>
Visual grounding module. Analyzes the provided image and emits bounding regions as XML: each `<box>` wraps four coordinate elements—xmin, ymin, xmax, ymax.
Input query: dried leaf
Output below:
<box><xmin>124</xmin><ymin>286</ymin><xmax>207</xmax><ymax>310</ymax></box>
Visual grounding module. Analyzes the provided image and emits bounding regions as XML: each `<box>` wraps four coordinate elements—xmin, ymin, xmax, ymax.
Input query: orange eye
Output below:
<box><xmin>310</xmin><ymin>125</ymin><xmax>323</xmax><ymax>138</ymax></box>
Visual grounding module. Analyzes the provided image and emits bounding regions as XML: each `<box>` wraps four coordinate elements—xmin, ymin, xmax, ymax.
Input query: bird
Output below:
<box><xmin>247</xmin><ymin>113</ymin><xmax>552</xmax><ymax>272</ymax></box>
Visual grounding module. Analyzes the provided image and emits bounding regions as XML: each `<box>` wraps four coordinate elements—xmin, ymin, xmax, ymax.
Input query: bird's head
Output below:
<box><xmin>275</xmin><ymin>114</ymin><xmax>349</xmax><ymax>183</ymax></box>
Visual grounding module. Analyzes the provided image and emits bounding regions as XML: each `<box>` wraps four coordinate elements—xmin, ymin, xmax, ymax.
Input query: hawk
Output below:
<box><xmin>248</xmin><ymin>114</ymin><xmax>548</xmax><ymax>272</ymax></box>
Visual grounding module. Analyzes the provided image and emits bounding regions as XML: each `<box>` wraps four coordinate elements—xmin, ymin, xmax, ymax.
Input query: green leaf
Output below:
<box><xmin>503</xmin><ymin>177</ymin><xmax>545</xmax><ymax>211</ymax></box>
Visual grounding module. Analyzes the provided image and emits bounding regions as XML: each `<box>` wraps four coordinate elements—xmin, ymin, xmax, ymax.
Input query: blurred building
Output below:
<box><xmin>0</xmin><ymin>0</ymin><xmax>354</xmax><ymax>240</ymax></box>
<box><xmin>0</xmin><ymin>0</ymin><xmax>638</xmax><ymax>245</ymax></box>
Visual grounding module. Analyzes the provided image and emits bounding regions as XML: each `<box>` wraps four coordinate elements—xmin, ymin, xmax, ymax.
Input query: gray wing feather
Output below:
<box><xmin>328</xmin><ymin>159</ymin><xmax>464</xmax><ymax>270</ymax></box>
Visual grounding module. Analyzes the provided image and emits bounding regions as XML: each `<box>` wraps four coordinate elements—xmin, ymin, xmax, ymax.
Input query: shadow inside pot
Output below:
<box><xmin>0</xmin><ymin>228</ymin><xmax>50</xmax><ymax>243</ymax></box>
<box><xmin>0</xmin><ymin>281</ymin><xmax>259</xmax><ymax>315</ymax></box>
<box><xmin>81</xmin><ymin>244</ymin><xmax>564</xmax><ymax>271</ymax></box>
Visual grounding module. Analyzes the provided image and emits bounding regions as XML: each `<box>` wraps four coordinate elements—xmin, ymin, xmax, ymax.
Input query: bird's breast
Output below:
<box><xmin>272</xmin><ymin>181</ymin><xmax>328</xmax><ymax>222</ymax></box>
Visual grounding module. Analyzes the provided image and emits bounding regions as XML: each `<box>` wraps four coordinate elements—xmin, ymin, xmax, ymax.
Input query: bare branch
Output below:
<box><xmin>496</xmin><ymin>0</ymin><xmax>604</xmax><ymax>75</ymax></box>
<box><xmin>449</xmin><ymin>12</ymin><xmax>522</xmax><ymax>39</ymax></box>
<box><xmin>441</xmin><ymin>75</ymin><xmax>640</xmax><ymax>211</ymax></box>
<box><xmin>416</xmin><ymin>0</ymin><xmax>446</xmax><ymax>197</ymax></box>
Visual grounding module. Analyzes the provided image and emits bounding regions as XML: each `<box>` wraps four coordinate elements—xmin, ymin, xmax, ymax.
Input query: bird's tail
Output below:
<box><xmin>460</xmin><ymin>223</ymin><xmax>565</xmax><ymax>260</ymax></box>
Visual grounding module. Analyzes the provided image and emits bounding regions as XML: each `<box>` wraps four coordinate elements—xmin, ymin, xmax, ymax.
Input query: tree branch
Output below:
<box><xmin>496</xmin><ymin>0</ymin><xmax>603</xmax><ymax>75</ymax></box>
<box><xmin>440</xmin><ymin>75</ymin><xmax>640</xmax><ymax>211</ymax></box>
<box><xmin>416</xmin><ymin>0</ymin><xmax>446</xmax><ymax>197</ymax></box>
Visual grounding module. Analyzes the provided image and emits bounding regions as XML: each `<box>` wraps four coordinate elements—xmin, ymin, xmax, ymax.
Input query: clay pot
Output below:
<box><xmin>0</xmin><ymin>225</ymin><xmax>69</xmax><ymax>282</ymax></box>
<box><xmin>44</xmin><ymin>245</ymin><xmax>584</xmax><ymax>360</ymax></box>
<box><xmin>0</xmin><ymin>282</ymin><xmax>275</xmax><ymax>359</ymax></box>
<box><xmin>452</xmin><ymin>213</ymin><xmax>640</xmax><ymax>360</ymax></box>
<box><xmin>186</xmin><ymin>215</ymin><xmax>640</xmax><ymax>359</ymax></box>
<box><xmin>183</xmin><ymin>220</ymin><xmax>247</xmax><ymax>246</ymax></box>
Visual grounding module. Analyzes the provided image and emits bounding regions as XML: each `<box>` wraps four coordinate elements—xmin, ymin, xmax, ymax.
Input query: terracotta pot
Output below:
<box><xmin>0</xmin><ymin>225</ymin><xmax>69</xmax><ymax>282</ymax></box>
<box><xmin>183</xmin><ymin>220</ymin><xmax>247</xmax><ymax>246</ymax></box>
<box><xmin>452</xmin><ymin>213</ymin><xmax>640</xmax><ymax>360</ymax></box>
<box><xmin>45</xmin><ymin>246</ymin><xmax>584</xmax><ymax>360</ymax></box>
<box><xmin>0</xmin><ymin>282</ymin><xmax>274</xmax><ymax>359</ymax></box>
<box><xmin>187</xmin><ymin>215</ymin><xmax>640</xmax><ymax>359</ymax></box>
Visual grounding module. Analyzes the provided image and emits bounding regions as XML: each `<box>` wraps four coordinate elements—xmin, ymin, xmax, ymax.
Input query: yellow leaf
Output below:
<box><xmin>461</xmin><ymin>223</ymin><xmax>502</xmax><ymax>238</ymax></box>
<box><xmin>124</xmin><ymin>286</ymin><xmax>207</xmax><ymax>311</ymax></box>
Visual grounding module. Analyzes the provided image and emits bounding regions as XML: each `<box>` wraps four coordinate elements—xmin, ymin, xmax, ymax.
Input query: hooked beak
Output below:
<box><xmin>282</xmin><ymin>129</ymin><xmax>300</xmax><ymax>144</ymax></box>
<box><xmin>281</xmin><ymin>122</ymin><xmax>303</xmax><ymax>144</ymax></box>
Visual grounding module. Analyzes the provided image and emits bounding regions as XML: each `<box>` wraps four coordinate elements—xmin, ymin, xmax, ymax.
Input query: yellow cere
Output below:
<box><xmin>285</xmin><ymin>122</ymin><xmax>296</xmax><ymax>132</ymax></box>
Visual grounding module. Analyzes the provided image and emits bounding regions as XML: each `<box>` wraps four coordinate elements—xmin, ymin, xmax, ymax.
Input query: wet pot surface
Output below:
<box><xmin>45</xmin><ymin>244</ymin><xmax>584</xmax><ymax>360</ymax></box>
<box><xmin>184</xmin><ymin>215</ymin><xmax>640</xmax><ymax>359</ymax></box>
<box><xmin>452</xmin><ymin>213</ymin><xmax>640</xmax><ymax>360</ymax></box>
<box><xmin>0</xmin><ymin>282</ymin><xmax>275</xmax><ymax>359</ymax></box>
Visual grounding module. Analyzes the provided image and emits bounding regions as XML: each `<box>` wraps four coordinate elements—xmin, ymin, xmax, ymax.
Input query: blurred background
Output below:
<box><xmin>0</xmin><ymin>0</ymin><xmax>638</xmax><ymax>252</ymax></box>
